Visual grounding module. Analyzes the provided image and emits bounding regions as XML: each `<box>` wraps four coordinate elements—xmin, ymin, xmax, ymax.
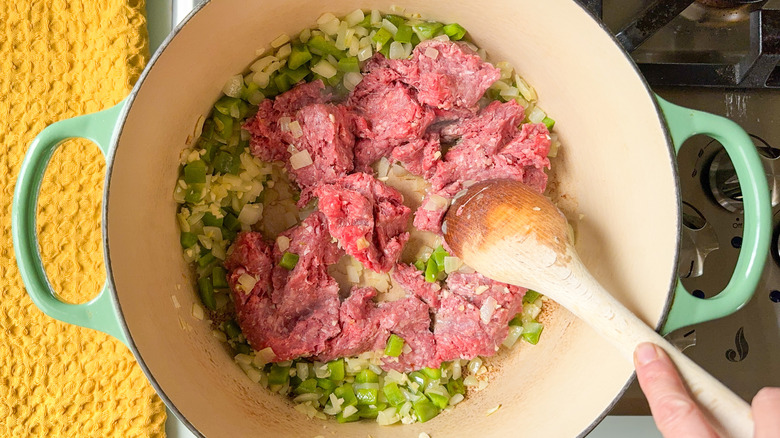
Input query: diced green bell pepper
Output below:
<box><xmin>446</xmin><ymin>378</ymin><xmax>465</xmax><ymax>396</ymax></box>
<box><xmin>443</xmin><ymin>23</ymin><xmax>467</xmax><ymax>40</ymax></box>
<box><xmin>212</xmin><ymin>151</ymin><xmax>240</xmax><ymax>175</ymax></box>
<box><xmin>279</xmin><ymin>252</ymin><xmax>299</xmax><ymax>270</ymax></box>
<box><xmin>424</xmin><ymin>257</ymin><xmax>438</xmax><ymax>283</ymax></box>
<box><xmin>334</xmin><ymin>383</ymin><xmax>358</xmax><ymax>407</ymax></box>
<box><xmin>268</xmin><ymin>363</ymin><xmax>290</xmax><ymax>386</ymax></box>
<box><xmin>294</xmin><ymin>378</ymin><xmax>318</xmax><ymax>395</ymax></box>
<box><xmin>337</xmin><ymin>57</ymin><xmax>360</xmax><ymax>73</ymax></box>
<box><xmin>197</xmin><ymin>252</ymin><xmax>216</xmax><ymax>269</ymax></box>
<box><xmin>413</xmin><ymin>398</ymin><xmax>440</xmax><ymax>422</ymax></box>
<box><xmin>384</xmin><ymin>334</ymin><xmax>404</xmax><ymax>357</ymax></box>
<box><xmin>523</xmin><ymin>290</ymin><xmax>541</xmax><ymax>303</ymax></box>
<box><xmin>327</xmin><ymin>358</ymin><xmax>346</xmax><ymax>381</ymax></box>
<box><xmin>288</xmin><ymin>44</ymin><xmax>313</xmax><ymax>70</ymax></box>
<box><xmin>425</xmin><ymin>391</ymin><xmax>449</xmax><ymax>409</ymax></box>
<box><xmin>394</xmin><ymin>23</ymin><xmax>413</xmax><ymax>43</ymax></box>
<box><xmin>372</xmin><ymin>28</ymin><xmax>393</xmax><ymax>47</ymax></box>
<box><xmin>383</xmin><ymin>382</ymin><xmax>406</xmax><ymax>406</ymax></box>
<box><xmin>223</xmin><ymin>320</ymin><xmax>242</xmax><ymax>340</ymax></box>
<box><xmin>421</xmin><ymin>367</ymin><xmax>441</xmax><ymax>380</ymax></box>
<box><xmin>355</xmin><ymin>385</ymin><xmax>378</xmax><ymax>405</ymax></box>
<box><xmin>412</xmin><ymin>22</ymin><xmax>443</xmax><ymax>41</ymax></box>
<box><xmin>197</xmin><ymin>276</ymin><xmax>216</xmax><ymax>310</ymax></box>
<box><xmin>202</xmin><ymin>212</ymin><xmax>223</xmax><ymax>227</ymax></box>
<box><xmin>522</xmin><ymin>321</ymin><xmax>544</xmax><ymax>345</ymax></box>
<box><xmin>180</xmin><ymin>232</ymin><xmax>198</xmax><ymax>249</ymax></box>
<box><xmin>356</xmin><ymin>369</ymin><xmax>379</xmax><ymax>384</ymax></box>
<box><xmin>542</xmin><ymin>117</ymin><xmax>555</xmax><ymax>131</ymax></box>
<box><xmin>183</xmin><ymin>160</ymin><xmax>207</xmax><ymax>184</ymax></box>
<box><xmin>212</xmin><ymin>111</ymin><xmax>234</xmax><ymax>141</ymax></box>
<box><xmin>212</xmin><ymin>266</ymin><xmax>228</xmax><ymax>288</ymax></box>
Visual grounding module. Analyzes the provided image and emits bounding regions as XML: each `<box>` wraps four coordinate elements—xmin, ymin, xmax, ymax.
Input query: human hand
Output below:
<box><xmin>634</xmin><ymin>342</ymin><xmax>780</xmax><ymax>438</ymax></box>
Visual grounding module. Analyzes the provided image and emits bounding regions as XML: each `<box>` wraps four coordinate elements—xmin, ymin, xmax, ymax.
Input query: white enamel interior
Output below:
<box><xmin>106</xmin><ymin>0</ymin><xmax>679</xmax><ymax>436</ymax></box>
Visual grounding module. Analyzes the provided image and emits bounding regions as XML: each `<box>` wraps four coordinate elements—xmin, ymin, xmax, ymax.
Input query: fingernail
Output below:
<box><xmin>635</xmin><ymin>342</ymin><xmax>659</xmax><ymax>366</ymax></box>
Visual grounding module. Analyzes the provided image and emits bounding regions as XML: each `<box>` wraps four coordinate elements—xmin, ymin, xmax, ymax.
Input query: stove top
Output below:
<box><xmin>588</xmin><ymin>0</ymin><xmax>780</xmax><ymax>416</ymax></box>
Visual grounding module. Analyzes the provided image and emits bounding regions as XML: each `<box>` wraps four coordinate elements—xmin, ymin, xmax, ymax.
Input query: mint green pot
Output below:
<box><xmin>10</xmin><ymin>0</ymin><xmax>772</xmax><ymax>437</ymax></box>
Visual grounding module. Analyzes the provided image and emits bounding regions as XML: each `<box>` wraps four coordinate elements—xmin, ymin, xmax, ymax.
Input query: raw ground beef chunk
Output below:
<box><xmin>315</xmin><ymin>173</ymin><xmax>411</xmax><ymax>273</ymax></box>
<box><xmin>435</xmin><ymin>273</ymin><xmax>526</xmax><ymax>362</ymax></box>
<box><xmin>389</xmin><ymin>134</ymin><xmax>441</xmax><ymax>179</ymax></box>
<box><xmin>318</xmin><ymin>287</ymin><xmax>438</xmax><ymax>371</ymax></box>
<box><xmin>243</xmin><ymin>80</ymin><xmax>329</xmax><ymax>162</ymax></box>
<box><xmin>226</xmin><ymin>213</ymin><xmax>343</xmax><ymax>361</ymax></box>
<box><xmin>392</xmin><ymin>262</ymin><xmax>441</xmax><ymax>308</ymax></box>
<box><xmin>415</xmin><ymin>100</ymin><xmax>551</xmax><ymax>233</ymax></box>
<box><xmin>224</xmin><ymin>232</ymin><xmax>274</xmax><ymax>307</ymax></box>
<box><xmin>286</xmin><ymin>103</ymin><xmax>355</xmax><ymax>197</ymax></box>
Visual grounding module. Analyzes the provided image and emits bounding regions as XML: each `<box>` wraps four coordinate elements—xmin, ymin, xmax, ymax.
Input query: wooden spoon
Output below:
<box><xmin>443</xmin><ymin>179</ymin><xmax>753</xmax><ymax>438</ymax></box>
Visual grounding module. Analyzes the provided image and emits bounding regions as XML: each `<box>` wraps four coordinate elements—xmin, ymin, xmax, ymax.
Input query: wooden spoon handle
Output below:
<box><xmin>554</xmin><ymin>253</ymin><xmax>754</xmax><ymax>438</ymax></box>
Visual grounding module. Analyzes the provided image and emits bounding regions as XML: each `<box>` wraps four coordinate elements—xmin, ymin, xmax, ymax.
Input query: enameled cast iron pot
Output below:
<box><xmin>12</xmin><ymin>0</ymin><xmax>772</xmax><ymax>436</ymax></box>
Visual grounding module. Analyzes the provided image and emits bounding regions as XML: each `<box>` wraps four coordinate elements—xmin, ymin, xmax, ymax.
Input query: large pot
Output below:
<box><xmin>12</xmin><ymin>0</ymin><xmax>771</xmax><ymax>436</ymax></box>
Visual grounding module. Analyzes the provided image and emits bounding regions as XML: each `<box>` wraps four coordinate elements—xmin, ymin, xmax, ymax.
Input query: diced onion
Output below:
<box><xmin>499</xmin><ymin>86</ymin><xmax>519</xmax><ymax>98</ymax></box>
<box><xmin>463</xmin><ymin>375</ymin><xmax>479</xmax><ymax>387</ymax></box>
<box><xmin>370</xmin><ymin>9</ymin><xmax>381</xmax><ymax>25</ymax></box>
<box><xmin>288</xmin><ymin>120</ymin><xmax>303</xmax><ymax>138</ymax></box>
<box><xmin>345</xmin><ymin>9</ymin><xmax>365</xmax><ymax>26</ymax></box>
<box><xmin>346</xmin><ymin>265</ymin><xmax>360</xmax><ymax>283</ymax></box>
<box><xmin>450</xmin><ymin>393</ymin><xmax>465</xmax><ymax>406</ymax></box>
<box><xmin>423</xmin><ymin>194</ymin><xmax>449</xmax><ymax>211</ymax></box>
<box><xmin>276</xmin><ymin>235</ymin><xmax>290</xmax><ymax>252</ymax></box>
<box><xmin>252</xmin><ymin>71</ymin><xmax>270</xmax><ymax>88</ymax></box>
<box><xmin>290</xmin><ymin>149</ymin><xmax>313</xmax><ymax>170</ymax></box>
<box><xmin>343</xmin><ymin>72</ymin><xmax>363</xmax><ymax>91</ymax></box>
<box><xmin>468</xmin><ymin>357</ymin><xmax>483</xmax><ymax>375</ymax></box>
<box><xmin>480</xmin><ymin>296</ymin><xmax>498</xmax><ymax>323</ymax></box>
<box><xmin>253</xmin><ymin>347</ymin><xmax>276</xmax><ymax>367</ymax></box>
<box><xmin>320</xmin><ymin>17</ymin><xmax>341</xmax><ymax>36</ymax></box>
<box><xmin>250</xmin><ymin>55</ymin><xmax>276</xmax><ymax>72</ymax></box>
<box><xmin>388</xmin><ymin>41</ymin><xmax>405</xmax><ymax>59</ymax></box>
<box><xmin>275</xmin><ymin>43</ymin><xmax>291</xmax><ymax>59</ymax></box>
<box><xmin>382</xmin><ymin>19</ymin><xmax>398</xmax><ymax>36</ymax></box>
<box><xmin>299</xmin><ymin>27</ymin><xmax>311</xmax><ymax>43</ymax></box>
<box><xmin>357</xmin><ymin>45</ymin><xmax>373</xmax><ymax>62</ymax></box>
<box><xmin>270</xmin><ymin>33</ymin><xmax>290</xmax><ymax>48</ymax></box>
<box><xmin>317</xmin><ymin>12</ymin><xmax>337</xmax><ymax>25</ymax></box>
<box><xmin>311</xmin><ymin>59</ymin><xmax>337</xmax><ymax>79</ymax></box>
<box><xmin>238</xmin><ymin>273</ymin><xmax>258</xmax><ymax>293</ymax></box>
<box><xmin>443</xmin><ymin>256</ymin><xmax>463</xmax><ymax>274</ymax></box>
<box><xmin>424</xmin><ymin>47</ymin><xmax>439</xmax><ymax>59</ymax></box>
<box><xmin>222</xmin><ymin>74</ymin><xmax>243</xmax><ymax>98</ymax></box>
<box><xmin>191</xmin><ymin>303</ymin><xmax>204</xmax><ymax>320</ymax></box>
<box><xmin>238</xmin><ymin>203</ymin><xmax>264</xmax><ymax>225</ymax></box>
<box><xmin>503</xmin><ymin>325</ymin><xmax>524</xmax><ymax>348</ymax></box>
<box><xmin>377</xmin><ymin>407</ymin><xmax>399</xmax><ymax>425</ymax></box>
<box><xmin>342</xmin><ymin>405</ymin><xmax>358</xmax><ymax>418</ymax></box>
<box><xmin>433</xmin><ymin>34</ymin><xmax>450</xmax><ymax>42</ymax></box>
<box><xmin>528</xmin><ymin>106</ymin><xmax>546</xmax><ymax>124</ymax></box>
<box><xmin>515</xmin><ymin>74</ymin><xmax>538</xmax><ymax>102</ymax></box>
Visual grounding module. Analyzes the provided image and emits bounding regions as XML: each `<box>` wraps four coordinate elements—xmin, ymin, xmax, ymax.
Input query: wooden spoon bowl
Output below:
<box><xmin>443</xmin><ymin>179</ymin><xmax>753</xmax><ymax>438</ymax></box>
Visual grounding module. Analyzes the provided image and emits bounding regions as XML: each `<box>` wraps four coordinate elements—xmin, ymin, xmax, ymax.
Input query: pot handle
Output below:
<box><xmin>12</xmin><ymin>100</ymin><xmax>128</xmax><ymax>344</ymax></box>
<box><xmin>656</xmin><ymin>96</ymin><xmax>771</xmax><ymax>334</ymax></box>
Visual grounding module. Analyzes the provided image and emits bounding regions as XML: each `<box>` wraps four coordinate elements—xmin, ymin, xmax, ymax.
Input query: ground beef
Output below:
<box><xmin>348</xmin><ymin>67</ymin><xmax>435</xmax><ymax>171</ymax></box>
<box><xmin>390</xmin><ymin>134</ymin><xmax>441</xmax><ymax>179</ymax></box>
<box><xmin>225</xmin><ymin>232</ymin><xmax>274</xmax><ymax>306</ymax></box>
<box><xmin>434</xmin><ymin>273</ymin><xmax>525</xmax><ymax>362</ymax></box>
<box><xmin>401</xmin><ymin>40</ymin><xmax>500</xmax><ymax>112</ymax></box>
<box><xmin>244</xmin><ymin>80</ymin><xmax>329</xmax><ymax>162</ymax></box>
<box><xmin>227</xmin><ymin>213</ymin><xmax>343</xmax><ymax>361</ymax></box>
<box><xmin>286</xmin><ymin>103</ymin><xmax>355</xmax><ymax>199</ymax></box>
<box><xmin>315</xmin><ymin>173</ymin><xmax>410</xmax><ymax>272</ymax></box>
<box><xmin>392</xmin><ymin>263</ymin><xmax>441</xmax><ymax>308</ymax></box>
<box><xmin>318</xmin><ymin>287</ymin><xmax>438</xmax><ymax>371</ymax></box>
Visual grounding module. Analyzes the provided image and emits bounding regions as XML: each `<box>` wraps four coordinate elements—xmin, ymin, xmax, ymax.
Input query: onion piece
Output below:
<box><xmin>480</xmin><ymin>296</ymin><xmax>498</xmax><ymax>323</ymax></box>
<box><xmin>222</xmin><ymin>75</ymin><xmax>244</xmax><ymax>98</ymax></box>
<box><xmin>238</xmin><ymin>273</ymin><xmax>258</xmax><ymax>293</ymax></box>
<box><xmin>238</xmin><ymin>203</ymin><xmax>264</xmax><ymax>225</ymax></box>
<box><xmin>422</xmin><ymin>194</ymin><xmax>449</xmax><ymax>211</ymax></box>
<box><xmin>290</xmin><ymin>149</ymin><xmax>313</xmax><ymax>170</ymax></box>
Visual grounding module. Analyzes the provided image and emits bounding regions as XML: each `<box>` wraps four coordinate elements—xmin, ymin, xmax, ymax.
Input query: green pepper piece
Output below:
<box><xmin>240</xmin><ymin>80</ymin><xmax>260</xmax><ymax>101</ymax></box>
<box><xmin>446</xmin><ymin>378</ymin><xmax>465</xmax><ymax>396</ymax></box>
<box><xmin>294</xmin><ymin>378</ymin><xmax>318</xmax><ymax>395</ymax></box>
<box><xmin>201</xmin><ymin>118</ymin><xmax>216</xmax><ymax>139</ymax></box>
<box><xmin>356</xmin><ymin>369</ymin><xmax>379</xmax><ymax>384</ymax></box>
<box><xmin>357</xmin><ymin>403</ymin><xmax>387</xmax><ymax>419</ymax></box>
<box><xmin>425</xmin><ymin>391</ymin><xmax>449</xmax><ymax>409</ymax></box>
<box><xmin>394</xmin><ymin>23</ymin><xmax>413</xmax><ymax>43</ymax></box>
<box><xmin>327</xmin><ymin>358</ymin><xmax>346</xmax><ymax>381</ymax></box>
<box><xmin>414</xmin><ymin>259</ymin><xmax>426</xmax><ymax>271</ymax></box>
<box><xmin>443</xmin><ymin>23</ymin><xmax>467</xmax><ymax>40</ymax></box>
<box><xmin>288</xmin><ymin>43</ymin><xmax>313</xmax><ymax>70</ymax></box>
<box><xmin>184</xmin><ymin>184</ymin><xmax>204</xmax><ymax>204</ymax></box>
<box><xmin>421</xmin><ymin>367</ymin><xmax>442</xmax><ymax>381</ymax></box>
<box><xmin>279</xmin><ymin>252</ymin><xmax>299</xmax><ymax>270</ymax></box>
<box><xmin>223</xmin><ymin>212</ymin><xmax>241</xmax><ymax>232</ymax></box>
<box><xmin>409</xmin><ymin>371</ymin><xmax>428</xmax><ymax>390</ymax></box>
<box><xmin>383</xmin><ymin>14</ymin><xmax>406</xmax><ymax>27</ymax></box>
<box><xmin>197</xmin><ymin>252</ymin><xmax>216</xmax><ymax>269</ymax></box>
<box><xmin>412</xmin><ymin>22</ymin><xmax>444</xmax><ymax>41</ymax></box>
<box><xmin>357</xmin><ymin>14</ymin><xmax>371</xmax><ymax>28</ymax></box>
<box><xmin>509</xmin><ymin>313</ymin><xmax>523</xmax><ymax>327</ymax></box>
<box><xmin>337</xmin><ymin>57</ymin><xmax>360</xmax><ymax>73</ymax></box>
<box><xmin>202</xmin><ymin>212</ymin><xmax>223</xmax><ymax>227</ymax></box>
<box><xmin>522</xmin><ymin>321</ymin><xmax>544</xmax><ymax>345</ymax></box>
<box><xmin>212</xmin><ymin>111</ymin><xmax>234</xmax><ymax>141</ymax></box>
<box><xmin>431</xmin><ymin>245</ymin><xmax>449</xmax><ymax>271</ymax></box>
<box><xmin>384</xmin><ymin>334</ymin><xmax>404</xmax><ymax>357</ymax></box>
<box><xmin>183</xmin><ymin>160</ymin><xmax>207</xmax><ymax>184</ymax></box>
<box><xmin>326</xmin><ymin>71</ymin><xmax>344</xmax><ymax>87</ymax></box>
<box><xmin>214</xmin><ymin>96</ymin><xmax>241</xmax><ymax>117</ymax></box>
<box><xmin>382</xmin><ymin>382</ymin><xmax>406</xmax><ymax>406</ymax></box>
<box><xmin>355</xmin><ymin>385</ymin><xmax>378</xmax><ymax>405</ymax></box>
<box><xmin>180</xmin><ymin>232</ymin><xmax>198</xmax><ymax>249</ymax></box>
<box><xmin>372</xmin><ymin>28</ymin><xmax>393</xmax><ymax>47</ymax></box>
<box><xmin>212</xmin><ymin>266</ymin><xmax>228</xmax><ymax>288</ymax></box>
<box><xmin>317</xmin><ymin>377</ymin><xmax>337</xmax><ymax>392</ymax></box>
<box><xmin>336</xmin><ymin>410</ymin><xmax>361</xmax><ymax>423</ymax></box>
<box><xmin>261</xmin><ymin>78</ymin><xmax>280</xmax><ymax>98</ymax></box>
<box><xmin>197</xmin><ymin>137</ymin><xmax>219</xmax><ymax>164</ymax></box>
<box><xmin>413</xmin><ymin>398</ymin><xmax>440</xmax><ymax>423</ymax></box>
<box><xmin>542</xmin><ymin>117</ymin><xmax>555</xmax><ymax>131</ymax></box>
<box><xmin>334</xmin><ymin>383</ymin><xmax>358</xmax><ymax>407</ymax></box>
<box><xmin>282</xmin><ymin>65</ymin><xmax>310</xmax><ymax>84</ymax></box>
<box><xmin>523</xmin><ymin>290</ymin><xmax>541</xmax><ymax>303</ymax></box>
<box><xmin>233</xmin><ymin>342</ymin><xmax>251</xmax><ymax>355</ymax></box>
<box><xmin>307</xmin><ymin>34</ymin><xmax>344</xmax><ymax>58</ymax></box>
<box><xmin>223</xmin><ymin>320</ymin><xmax>242</xmax><ymax>340</ymax></box>
<box><xmin>197</xmin><ymin>276</ymin><xmax>216</xmax><ymax>310</ymax></box>
<box><xmin>212</xmin><ymin>151</ymin><xmax>240</xmax><ymax>175</ymax></box>
<box><xmin>424</xmin><ymin>257</ymin><xmax>438</xmax><ymax>283</ymax></box>
<box><xmin>268</xmin><ymin>363</ymin><xmax>290</xmax><ymax>386</ymax></box>
<box><xmin>273</xmin><ymin>73</ymin><xmax>291</xmax><ymax>93</ymax></box>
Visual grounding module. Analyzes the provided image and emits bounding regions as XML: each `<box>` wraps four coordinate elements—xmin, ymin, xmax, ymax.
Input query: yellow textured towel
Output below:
<box><xmin>1</xmin><ymin>1</ymin><xmax>166</xmax><ymax>436</ymax></box>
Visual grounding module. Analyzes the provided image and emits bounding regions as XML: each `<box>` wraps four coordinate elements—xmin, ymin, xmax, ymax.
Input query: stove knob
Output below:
<box><xmin>707</xmin><ymin>135</ymin><xmax>780</xmax><ymax>213</ymax></box>
<box><xmin>678</xmin><ymin>202</ymin><xmax>719</xmax><ymax>278</ymax></box>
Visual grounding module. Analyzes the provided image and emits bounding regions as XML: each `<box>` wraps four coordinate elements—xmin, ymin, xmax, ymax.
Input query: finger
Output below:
<box><xmin>634</xmin><ymin>342</ymin><xmax>718</xmax><ymax>438</ymax></box>
<box><xmin>753</xmin><ymin>387</ymin><xmax>780</xmax><ymax>438</ymax></box>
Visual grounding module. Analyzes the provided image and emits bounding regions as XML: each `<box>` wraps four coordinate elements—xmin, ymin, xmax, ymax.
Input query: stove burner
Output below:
<box><xmin>684</xmin><ymin>0</ymin><xmax>767</xmax><ymax>24</ymax></box>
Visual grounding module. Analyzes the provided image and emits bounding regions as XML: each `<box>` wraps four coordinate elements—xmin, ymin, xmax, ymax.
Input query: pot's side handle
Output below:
<box><xmin>656</xmin><ymin>96</ymin><xmax>771</xmax><ymax>334</ymax></box>
<box><xmin>12</xmin><ymin>100</ymin><xmax>128</xmax><ymax>344</ymax></box>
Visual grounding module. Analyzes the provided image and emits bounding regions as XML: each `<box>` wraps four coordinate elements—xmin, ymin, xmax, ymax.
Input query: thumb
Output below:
<box><xmin>634</xmin><ymin>342</ymin><xmax>718</xmax><ymax>438</ymax></box>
